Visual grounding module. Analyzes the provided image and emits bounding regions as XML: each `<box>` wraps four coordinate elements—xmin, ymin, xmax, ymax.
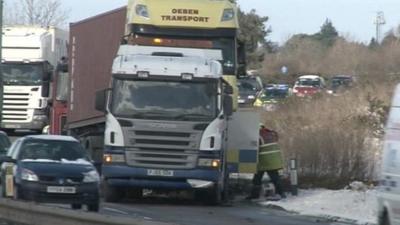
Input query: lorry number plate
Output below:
<box><xmin>47</xmin><ymin>186</ymin><xmax>76</xmax><ymax>194</ymax></box>
<box><xmin>147</xmin><ymin>169</ymin><xmax>174</xmax><ymax>177</ymax></box>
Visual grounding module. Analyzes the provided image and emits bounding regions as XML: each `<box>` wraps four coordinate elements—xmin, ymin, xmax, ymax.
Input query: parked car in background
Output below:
<box><xmin>254</xmin><ymin>84</ymin><xmax>290</xmax><ymax>111</ymax></box>
<box><xmin>328</xmin><ymin>75</ymin><xmax>355</xmax><ymax>94</ymax></box>
<box><xmin>292</xmin><ymin>75</ymin><xmax>326</xmax><ymax>97</ymax></box>
<box><xmin>0</xmin><ymin>131</ymin><xmax>11</xmax><ymax>157</ymax></box>
<box><xmin>237</xmin><ymin>75</ymin><xmax>264</xmax><ymax>106</ymax></box>
<box><xmin>0</xmin><ymin>135</ymin><xmax>100</xmax><ymax>212</ymax></box>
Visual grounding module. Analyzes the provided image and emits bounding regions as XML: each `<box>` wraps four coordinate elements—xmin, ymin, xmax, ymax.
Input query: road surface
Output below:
<box><xmin>8</xmin><ymin>135</ymin><xmax>351</xmax><ymax>225</ymax></box>
<box><xmin>44</xmin><ymin>195</ymin><xmax>351</xmax><ymax>225</ymax></box>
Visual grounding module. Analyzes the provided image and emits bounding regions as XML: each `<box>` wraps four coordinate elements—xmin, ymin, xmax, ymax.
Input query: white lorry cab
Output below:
<box><xmin>92</xmin><ymin>46</ymin><xmax>259</xmax><ymax>204</ymax></box>
<box><xmin>378</xmin><ymin>84</ymin><xmax>400</xmax><ymax>225</ymax></box>
<box><xmin>1</xmin><ymin>26</ymin><xmax>68</xmax><ymax>132</ymax></box>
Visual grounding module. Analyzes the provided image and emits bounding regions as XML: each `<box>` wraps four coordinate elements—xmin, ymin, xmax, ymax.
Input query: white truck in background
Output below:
<box><xmin>1</xmin><ymin>26</ymin><xmax>68</xmax><ymax>132</ymax></box>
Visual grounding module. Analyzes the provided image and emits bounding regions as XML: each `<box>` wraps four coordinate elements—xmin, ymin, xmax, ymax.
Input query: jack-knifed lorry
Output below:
<box><xmin>1</xmin><ymin>26</ymin><xmax>68</xmax><ymax>133</ymax></box>
<box><xmin>56</xmin><ymin>0</ymin><xmax>258</xmax><ymax>204</ymax></box>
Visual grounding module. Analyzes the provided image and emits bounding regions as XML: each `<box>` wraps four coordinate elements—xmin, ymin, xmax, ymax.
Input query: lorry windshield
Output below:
<box><xmin>2</xmin><ymin>63</ymin><xmax>43</xmax><ymax>86</ymax></box>
<box><xmin>111</xmin><ymin>78</ymin><xmax>218</xmax><ymax>121</ymax></box>
<box><xmin>131</xmin><ymin>36</ymin><xmax>235</xmax><ymax>74</ymax></box>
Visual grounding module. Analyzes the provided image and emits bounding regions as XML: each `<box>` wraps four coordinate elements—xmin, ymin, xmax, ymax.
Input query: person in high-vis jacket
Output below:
<box><xmin>247</xmin><ymin>124</ymin><xmax>286</xmax><ymax>200</ymax></box>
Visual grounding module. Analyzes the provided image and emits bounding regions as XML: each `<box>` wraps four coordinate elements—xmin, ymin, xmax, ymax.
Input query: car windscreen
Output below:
<box><xmin>263</xmin><ymin>89</ymin><xmax>288</xmax><ymax>99</ymax></box>
<box><xmin>238</xmin><ymin>80</ymin><xmax>258</xmax><ymax>92</ymax></box>
<box><xmin>332</xmin><ymin>78</ymin><xmax>352</xmax><ymax>86</ymax></box>
<box><xmin>18</xmin><ymin>139</ymin><xmax>88</xmax><ymax>161</ymax></box>
<box><xmin>297</xmin><ymin>78</ymin><xmax>321</xmax><ymax>87</ymax></box>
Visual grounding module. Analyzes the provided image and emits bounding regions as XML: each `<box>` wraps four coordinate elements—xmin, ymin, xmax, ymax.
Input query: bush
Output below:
<box><xmin>262</xmin><ymin>85</ymin><xmax>391</xmax><ymax>189</ymax></box>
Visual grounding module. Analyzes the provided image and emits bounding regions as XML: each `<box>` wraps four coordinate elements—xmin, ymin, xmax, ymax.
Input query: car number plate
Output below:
<box><xmin>4</xmin><ymin>124</ymin><xmax>21</xmax><ymax>129</ymax></box>
<box><xmin>238</xmin><ymin>99</ymin><xmax>245</xmax><ymax>103</ymax></box>
<box><xmin>147</xmin><ymin>169</ymin><xmax>174</xmax><ymax>177</ymax></box>
<box><xmin>47</xmin><ymin>186</ymin><xmax>76</xmax><ymax>194</ymax></box>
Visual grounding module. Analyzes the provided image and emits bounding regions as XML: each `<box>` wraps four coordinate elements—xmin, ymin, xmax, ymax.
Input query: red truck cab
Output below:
<box><xmin>49</xmin><ymin>58</ymin><xmax>69</xmax><ymax>135</ymax></box>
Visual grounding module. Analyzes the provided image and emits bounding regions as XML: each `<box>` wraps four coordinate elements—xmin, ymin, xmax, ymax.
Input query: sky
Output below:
<box><xmin>61</xmin><ymin>0</ymin><xmax>400</xmax><ymax>44</ymax></box>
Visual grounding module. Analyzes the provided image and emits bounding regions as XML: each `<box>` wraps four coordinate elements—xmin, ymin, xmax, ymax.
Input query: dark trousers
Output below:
<box><xmin>252</xmin><ymin>170</ymin><xmax>284</xmax><ymax>196</ymax></box>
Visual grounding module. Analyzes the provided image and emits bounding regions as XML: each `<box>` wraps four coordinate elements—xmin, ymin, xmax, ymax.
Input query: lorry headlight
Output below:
<box><xmin>103</xmin><ymin>154</ymin><xmax>125</xmax><ymax>163</ymax></box>
<box><xmin>21</xmin><ymin>168</ymin><xmax>39</xmax><ymax>182</ymax></box>
<box><xmin>135</xmin><ymin>4</ymin><xmax>149</xmax><ymax>18</ymax></box>
<box><xmin>83</xmin><ymin>170</ymin><xmax>100</xmax><ymax>183</ymax></box>
<box><xmin>221</xmin><ymin>8</ymin><xmax>234</xmax><ymax>21</ymax></box>
<box><xmin>198</xmin><ymin>159</ymin><xmax>220</xmax><ymax>168</ymax></box>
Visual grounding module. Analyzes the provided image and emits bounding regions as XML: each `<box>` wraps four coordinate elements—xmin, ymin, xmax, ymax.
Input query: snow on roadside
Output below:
<box><xmin>261</xmin><ymin>188</ymin><xmax>378</xmax><ymax>225</ymax></box>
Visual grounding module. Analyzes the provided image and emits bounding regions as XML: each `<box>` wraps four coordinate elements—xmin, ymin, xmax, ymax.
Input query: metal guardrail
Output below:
<box><xmin>0</xmin><ymin>198</ymin><xmax>175</xmax><ymax>225</ymax></box>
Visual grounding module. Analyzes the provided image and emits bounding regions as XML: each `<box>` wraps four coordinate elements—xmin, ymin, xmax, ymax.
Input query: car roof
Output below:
<box><xmin>332</xmin><ymin>75</ymin><xmax>353</xmax><ymax>79</ymax></box>
<box><xmin>298</xmin><ymin>75</ymin><xmax>321</xmax><ymax>79</ymax></box>
<box><xmin>22</xmin><ymin>135</ymin><xmax>78</xmax><ymax>142</ymax></box>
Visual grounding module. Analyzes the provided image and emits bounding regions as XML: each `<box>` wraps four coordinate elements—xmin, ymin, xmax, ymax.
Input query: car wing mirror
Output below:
<box><xmin>0</xmin><ymin>156</ymin><xmax>16</xmax><ymax>164</ymax></box>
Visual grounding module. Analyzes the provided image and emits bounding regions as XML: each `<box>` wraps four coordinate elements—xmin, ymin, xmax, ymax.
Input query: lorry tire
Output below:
<box><xmin>103</xmin><ymin>183</ymin><xmax>123</xmax><ymax>202</ymax></box>
<box><xmin>127</xmin><ymin>188</ymin><xmax>143</xmax><ymax>199</ymax></box>
<box><xmin>207</xmin><ymin>184</ymin><xmax>223</xmax><ymax>205</ymax></box>
<box><xmin>194</xmin><ymin>184</ymin><xmax>223</xmax><ymax>205</ymax></box>
<box><xmin>87</xmin><ymin>201</ymin><xmax>100</xmax><ymax>212</ymax></box>
<box><xmin>71</xmin><ymin>204</ymin><xmax>82</xmax><ymax>210</ymax></box>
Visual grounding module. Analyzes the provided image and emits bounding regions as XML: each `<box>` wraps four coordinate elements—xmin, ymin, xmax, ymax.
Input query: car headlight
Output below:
<box><xmin>21</xmin><ymin>168</ymin><xmax>39</xmax><ymax>182</ymax></box>
<box><xmin>221</xmin><ymin>8</ymin><xmax>234</xmax><ymax>21</ymax></box>
<box><xmin>247</xmin><ymin>95</ymin><xmax>255</xmax><ymax>99</ymax></box>
<box><xmin>83</xmin><ymin>170</ymin><xmax>100</xmax><ymax>183</ymax></box>
<box><xmin>135</xmin><ymin>4</ymin><xmax>149</xmax><ymax>18</ymax></box>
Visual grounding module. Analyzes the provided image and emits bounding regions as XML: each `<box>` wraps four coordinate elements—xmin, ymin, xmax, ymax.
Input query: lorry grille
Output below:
<box><xmin>125</xmin><ymin>129</ymin><xmax>201</xmax><ymax>169</ymax></box>
<box><xmin>2</xmin><ymin>92</ymin><xmax>31</xmax><ymax>122</ymax></box>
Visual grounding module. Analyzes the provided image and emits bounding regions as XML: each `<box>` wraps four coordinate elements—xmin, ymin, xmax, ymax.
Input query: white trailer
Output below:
<box><xmin>1</xmin><ymin>26</ymin><xmax>68</xmax><ymax>132</ymax></box>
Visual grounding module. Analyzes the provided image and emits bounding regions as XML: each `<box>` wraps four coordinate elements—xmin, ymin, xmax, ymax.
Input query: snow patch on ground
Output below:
<box><xmin>261</xmin><ymin>188</ymin><xmax>378</xmax><ymax>225</ymax></box>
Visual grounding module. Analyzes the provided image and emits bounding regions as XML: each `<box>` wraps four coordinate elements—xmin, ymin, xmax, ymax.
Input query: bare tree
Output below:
<box><xmin>5</xmin><ymin>0</ymin><xmax>70</xmax><ymax>27</ymax></box>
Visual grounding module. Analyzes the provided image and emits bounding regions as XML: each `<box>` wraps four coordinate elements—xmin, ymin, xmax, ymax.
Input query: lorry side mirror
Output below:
<box><xmin>237</xmin><ymin>41</ymin><xmax>247</xmax><ymax>76</ymax></box>
<box><xmin>0</xmin><ymin>156</ymin><xmax>16</xmax><ymax>164</ymax></box>
<box><xmin>42</xmin><ymin>81</ymin><xmax>50</xmax><ymax>97</ymax></box>
<box><xmin>223</xmin><ymin>96</ymin><xmax>233</xmax><ymax>117</ymax></box>
<box><xmin>224</xmin><ymin>85</ymin><xmax>233</xmax><ymax>95</ymax></box>
<box><xmin>43</xmin><ymin>63</ymin><xmax>54</xmax><ymax>82</ymax></box>
<box><xmin>95</xmin><ymin>89</ymin><xmax>107</xmax><ymax>112</ymax></box>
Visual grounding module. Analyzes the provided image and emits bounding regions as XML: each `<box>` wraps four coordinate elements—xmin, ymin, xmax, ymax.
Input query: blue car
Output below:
<box><xmin>0</xmin><ymin>135</ymin><xmax>100</xmax><ymax>212</ymax></box>
<box><xmin>254</xmin><ymin>84</ymin><xmax>290</xmax><ymax>110</ymax></box>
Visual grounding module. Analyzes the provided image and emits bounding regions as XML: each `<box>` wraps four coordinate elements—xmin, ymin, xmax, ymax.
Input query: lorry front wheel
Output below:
<box><xmin>87</xmin><ymin>201</ymin><xmax>100</xmax><ymax>212</ymax></box>
<box><xmin>103</xmin><ymin>183</ymin><xmax>123</xmax><ymax>202</ymax></box>
<box><xmin>209</xmin><ymin>185</ymin><xmax>222</xmax><ymax>205</ymax></box>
